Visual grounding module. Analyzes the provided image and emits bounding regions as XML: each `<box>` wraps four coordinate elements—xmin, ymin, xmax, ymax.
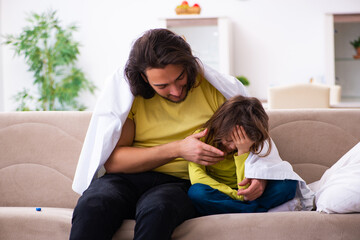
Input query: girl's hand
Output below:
<box><xmin>231</xmin><ymin>125</ymin><xmax>254</xmax><ymax>155</ymax></box>
<box><xmin>238</xmin><ymin>178</ymin><xmax>267</xmax><ymax>201</ymax></box>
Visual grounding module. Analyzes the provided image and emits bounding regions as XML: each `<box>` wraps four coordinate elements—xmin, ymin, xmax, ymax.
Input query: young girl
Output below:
<box><xmin>188</xmin><ymin>95</ymin><xmax>298</xmax><ymax>216</ymax></box>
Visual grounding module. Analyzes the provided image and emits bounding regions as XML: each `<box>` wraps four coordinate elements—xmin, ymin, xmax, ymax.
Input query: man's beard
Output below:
<box><xmin>161</xmin><ymin>87</ymin><xmax>189</xmax><ymax>104</ymax></box>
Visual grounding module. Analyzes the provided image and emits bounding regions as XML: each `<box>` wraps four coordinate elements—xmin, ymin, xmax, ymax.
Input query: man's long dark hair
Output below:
<box><xmin>124</xmin><ymin>28</ymin><xmax>202</xmax><ymax>98</ymax></box>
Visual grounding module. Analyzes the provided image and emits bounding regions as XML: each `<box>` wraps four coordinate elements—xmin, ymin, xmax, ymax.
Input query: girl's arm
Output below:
<box><xmin>234</xmin><ymin>153</ymin><xmax>250</xmax><ymax>194</ymax></box>
<box><xmin>188</xmin><ymin>162</ymin><xmax>243</xmax><ymax>200</ymax></box>
<box><xmin>231</xmin><ymin>125</ymin><xmax>253</xmax><ymax>199</ymax></box>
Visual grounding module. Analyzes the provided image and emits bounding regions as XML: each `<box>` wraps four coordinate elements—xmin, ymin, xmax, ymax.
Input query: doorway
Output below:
<box><xmin>333</xmin><ymin>14</ymin><xmax>360</xmax><ymax>103</ymax></box>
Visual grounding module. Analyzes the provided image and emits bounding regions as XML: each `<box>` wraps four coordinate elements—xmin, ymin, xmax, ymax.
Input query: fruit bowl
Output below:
<box><xmin>175</xmin><ymin>1</ymin><xmax>201</xmax><ymax>15</ymax></box>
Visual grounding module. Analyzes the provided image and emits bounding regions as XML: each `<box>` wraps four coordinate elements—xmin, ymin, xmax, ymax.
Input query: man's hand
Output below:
<box><xmin>179</xmin><ymin>128</ymin><xmax>224</xmax><ymax>165</ymax></box>
<box><xmin>237</xmin><ymin>178</ymin><xmax>267</xmax><ymax>201</ymax></box>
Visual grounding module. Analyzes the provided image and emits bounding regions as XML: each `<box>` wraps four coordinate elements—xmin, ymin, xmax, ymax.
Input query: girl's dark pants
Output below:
<box><xmin>188</xmin><ymin>180</ymin><xmax>298</xmax><ymax>216</ymax></box>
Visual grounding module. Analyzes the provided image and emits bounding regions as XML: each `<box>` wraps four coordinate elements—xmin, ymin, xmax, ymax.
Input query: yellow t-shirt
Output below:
<box><xmin>127</xmin><ymin>77</ymin><xmax>226</xmax><ymax>179</ymax></box>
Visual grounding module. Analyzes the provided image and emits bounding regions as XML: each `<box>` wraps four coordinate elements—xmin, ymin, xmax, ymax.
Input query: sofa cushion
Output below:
<box><xmin>112</xmin><ymin>211</ymin><xmax>360</xmax><ymax>240</ymax></box>
<box><xmin>170</xmin><ymin>211</ymin><xmax>360</xmax><ymax>240</ymax></box>
<box><xmin>0</xmin><ymin>207</ymin><xmax>73</xmax><ymax>240</ymax></box>
<box><xmin>267</xmin><ymin>109</ymin><xmax>360</xmax><ymax>184</ymax></box>
<box><xmin>0</xmin><ymin>112</ymin><xmax>89</xmax><ymax>208</ymax></box>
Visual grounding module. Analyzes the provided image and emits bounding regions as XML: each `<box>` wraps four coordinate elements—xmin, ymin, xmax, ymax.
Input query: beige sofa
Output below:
<box><xmin>1</xmin><ymin>110</ymin><xmax>360</xmax><ymax>240</ymax></box>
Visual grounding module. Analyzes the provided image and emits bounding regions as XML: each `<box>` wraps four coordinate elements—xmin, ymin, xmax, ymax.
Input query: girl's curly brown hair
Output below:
<box><xmin>204</xmin><ymin>95</ymin><xmax>272</xmax><ymax>157</ymax></box>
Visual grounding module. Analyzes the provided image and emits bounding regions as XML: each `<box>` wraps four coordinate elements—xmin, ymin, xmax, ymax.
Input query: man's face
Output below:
<box><xmin>144</xmin><ymin>64</ymin><xmax>188</xmax><ymax>103</ymax></box>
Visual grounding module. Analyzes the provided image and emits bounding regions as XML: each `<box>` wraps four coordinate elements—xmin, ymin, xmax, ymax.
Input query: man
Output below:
<box><xmin>70</xmin><ymin>29</ymin><xmax>312</xmax><ymax>240</ymax></box>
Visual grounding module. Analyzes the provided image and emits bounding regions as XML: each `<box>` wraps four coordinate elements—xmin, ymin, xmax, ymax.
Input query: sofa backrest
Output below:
<box><xmin>0</xmin><ymin>111</ymin><xmax>91</xmax><ymax>208</ymax></box>
<box><xmin>0</xmin><ymin>109</ymin><xmax>359</xmax><ymax>208</ymax></box>
<box><xmin>268</xmin><ymin>109</ymin><xmax>360</xmax><ymax>183</ymax></box>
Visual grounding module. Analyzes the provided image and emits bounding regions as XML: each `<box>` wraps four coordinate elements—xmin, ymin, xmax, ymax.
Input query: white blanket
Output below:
<box><xmin>72</xmin><ymin>64</ymin><xmax>314</xmax><ymax>210</ymax></box>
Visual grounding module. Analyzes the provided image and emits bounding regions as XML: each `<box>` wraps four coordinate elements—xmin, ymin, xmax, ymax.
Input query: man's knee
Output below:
<box><xmin>136</xmin><ymin>198</ymin><xmax>175</xmax><ymax>221</ymax></box>
<box><xmin>136</xmin><ymin>182</ymin><xmax>195</xmax><ymax>221</ymax></box>
<box><xmin>73</xmin><ymin>179</ymin><xmax>135</xmax><ymax>222</ymax></box>
<box><xmin>134</xmin><ymin>190</ymin><xmax>190</xmax><ymax>240</ymax></box>
<box><xmin>70</xmin><ymin>176</ymin><xmax>138</xmax><ymax>240</ymax></box>
<box><xmin>75</xmin><ymin>192</ymin><xmax>110</xmax><ymax>215</ymax></box>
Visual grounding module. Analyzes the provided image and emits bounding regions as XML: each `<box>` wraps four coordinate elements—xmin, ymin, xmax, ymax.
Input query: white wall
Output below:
<box><xmin>1</xmin><ymin>0</ymin><xmax>360</xmax><ymax>111</ymax></box>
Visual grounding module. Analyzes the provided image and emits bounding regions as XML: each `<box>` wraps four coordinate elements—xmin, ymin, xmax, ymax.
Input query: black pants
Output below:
<box><xmin>70</xmin><ymin>171</ymin><xmax>196</xmax><ymax>240</ymax></box>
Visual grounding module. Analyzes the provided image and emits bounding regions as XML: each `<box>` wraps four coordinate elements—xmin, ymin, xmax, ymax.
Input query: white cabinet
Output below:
<box><xmin>159</xmin><ymin>17</ymin><xmax>233</xmax><ymax>75</ymax></box>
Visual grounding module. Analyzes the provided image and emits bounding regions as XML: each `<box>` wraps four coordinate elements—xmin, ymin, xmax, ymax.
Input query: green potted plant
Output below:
<box><xmin>350</xmin><ymin>36</ymin><xmax>360</xmax><ymax>59</ymax></box>
<box><xmin>236</xmin><ymin>75</ymin><xmax>250</xmax><ymax>86</ymax></box>
<box><xmin>3</xmin><ymin>10</ymin><xmax>96</xmax><ymax>111</ymax></box>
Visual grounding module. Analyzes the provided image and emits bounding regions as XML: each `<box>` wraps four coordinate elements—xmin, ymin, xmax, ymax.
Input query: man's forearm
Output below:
<box><xmin>105</xmin><ymin>129</ymin><xmax>225</xmax><ymax>174</ymax></box>
<box><xmin>104</xmin><ymin>141</ymin><xmax>181</xmax><ymax>173</ymax></box>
